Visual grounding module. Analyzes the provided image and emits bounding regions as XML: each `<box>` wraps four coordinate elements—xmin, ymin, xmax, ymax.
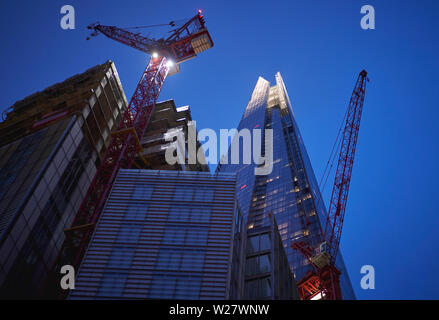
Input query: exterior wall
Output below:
<box><xmin>70</xmin><ymin>169</ymin><xmax>245</xmax><ymax>299</ymax></box>
<box><xmin>245</xmin><ymin>215</ymin><xmax>299</xmax><ymax>300</ymax></box>
<box><xmin>0</xmin><ymin>61</ymin><xmax>128</xmax><ymax>298</ymax></box>
<box><xmin>218</xmin><ymin>73</ymin><xmax>355</xmax><ymax>299</ymax></box>
<box><xmin>136</xmin><ymin>99</ymin><xmax>209</xmax><ymax>172</ymax></box>
<box><xmin>0</xmin><ymin>61</ymin><xmax>128</xmax><ymax>161</ymax></box>
<box><xmin>0</xmin><ymin>116</ymin><xmax>97</xmax><ymax>297</ymax></box>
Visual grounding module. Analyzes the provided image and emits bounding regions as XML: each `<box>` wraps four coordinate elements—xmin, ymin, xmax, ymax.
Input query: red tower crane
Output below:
<box><xmin>50</xmin><ymin>11</ymin><xmax>213</xmax><ymax>296</ymax></box>
<box><xmin>292</xmin><ymin>70</ymin><xmax>369</xmax><ymax>300</ymax></box>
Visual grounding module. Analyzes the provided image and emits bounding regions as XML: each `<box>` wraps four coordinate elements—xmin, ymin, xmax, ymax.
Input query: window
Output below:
<box><xmin>235</xmin><ymin>209</ymin><xmax>242</xmax><ymax>232</ymax></box>
<box><xmin>173</xmin><ymin>187</ymin><xmax>194</xmax><ymax>201</ymax></box>
<box><xmin>98</xmin><ymin>272</ymin><xmax>128</xmax><ymax>297</ymax></box>
<box><xmin>181</xmin><ymin>251</ymin><xmax>204</xmax><ymax>271</ymax></box>
<box><xmin>157</xmin><ymin>250</ymin><xmax>182</xmax><ymax>270</ymax></box>
<box><xmin>162</xmin><ymin>227</ymin><xmax>185</xmax><ymax>245</ymax></box>
<box><xmin>174</xmin><ymin>276</ymin><xmax>202</xmax><ymax>299</ymax></box>
<box><xmin>168</xmin><ymin>205</ymin><xmax>211</xmax><ymax>223</ymax></box>
<box><xmin>247</xmin><ymin>236</ymin><xmax>259</xmax><ymax>253</ymax></box>
<box><xmin>107</xmin><ymin>246</ymin><xmax>135</xmax><ymax>269</ymax></box>
<box><xmin>168</xmin><ymin>205</ymin><xmax>191</xmax><ymax>221</ymax></box>
<box><xmin>193</xmin><ymin>188</ymin><xmax>214</xmax><ymax>202</ymax></box>
<box><xmin>259</xmin><ymin>254</ymin><xmax>270</xmax><ymax>273</ymax></box>
<box><xmin>245</xmin><ymin>254</ymin><xmax>271</xmax><ymax>276</ymax></box>
<box><xmin>173</xmin><ymin>187</ymin><xmax>214</xmax><ymax>202</ymax></box>
<box><xmin>132</xmin><ymin>184</ymin><xmax>154</xmax><ymax>200</ymax></box>
<box><xmin>246</xmin><ymin>256</ymin><xmax>258</xmax><ymax>276</ymax></box>
<box><xmin>247</xmin><ymin>233</ymin><xmax>271</xmax><ymax>253</ymax></box>
<box><xmin>186</xmin><ymin>228</ymin><xmax>208</xmax><ymax>245</ymax></box>
<box><xmin>117</xmin><ymin>224</ymin><xmax>142</xmax><ymax>243</ymax></box>
<box><xmin>148</xmin><ymin>274</ymin><xmax>177</xmax><ymax>299</ymax></box>
<box><xmin>125</xmin><ymin>204</ymin><xmax>147</xmax><ymax>220</ymax></box>
<box><xmin>162</xmin><ymin>226</ymin><xmax>208</xmax><ymax>246</ymax></box>
<box><xmin>156</xmin><ymin>248</ymin><xmax>205</xmax><ymax>272</ymax></box>
<box><xmin>190</xmin><ymin>207</ymin><xmax>211</xmax><ymax>223</ymax></box>
<box><xmin>244</xmin><ymin>277</ymin><xmax>271</xmax><ymax>299</ymax></box>
<box><xmin>148</xmin><ymin>274</ymin><xmax>201</xmax><ymax>299</ymax></box>
<box><xmin>260</xmin><ymin>234</ymin><xmax>270</xmax><ymax>251</ymax></box>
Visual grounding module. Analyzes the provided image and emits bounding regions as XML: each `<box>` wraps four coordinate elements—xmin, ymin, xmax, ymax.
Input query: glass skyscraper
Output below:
<box><xmin>218</xmin><ymin>73</ymin><xmax>355</xmax><ymax>299</ymax></box>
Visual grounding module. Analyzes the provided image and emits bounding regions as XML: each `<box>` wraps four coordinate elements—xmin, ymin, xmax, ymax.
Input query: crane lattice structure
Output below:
<box><xmin>50</xmin><ymin>11</ymin><xmax>213</xmax><ymax>297</ymax></box>
<box><xmin>292</xmin><ymin>70</ymin><xmax>369</xmax><ymax>300</ymax></box>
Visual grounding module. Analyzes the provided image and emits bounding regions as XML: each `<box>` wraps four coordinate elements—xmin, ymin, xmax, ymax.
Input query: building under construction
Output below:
<box><xmin>0</xmin><ymin>61</ymin><xmax>129</xmax><ymax>298</ymax></box>
<box><xmin>134</xmin><ymin>99</ymin><xmax>209</xmax><ymax>172</ymax></box>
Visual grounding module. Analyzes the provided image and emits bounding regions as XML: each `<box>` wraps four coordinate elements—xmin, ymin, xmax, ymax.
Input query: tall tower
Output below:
<box><xmin>218</xmin><ymin>73</ymin><xmax>355</xmax><ymax>299</ymax></box>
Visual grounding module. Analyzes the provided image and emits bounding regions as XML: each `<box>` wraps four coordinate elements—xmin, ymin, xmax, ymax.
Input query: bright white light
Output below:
<box><xmin>152</xmin><ymin>52</ymin><xmax>158</xmax><ymax>58</ymax></box>
<box><xmin>311</xmin><ymin>292</ymin><xmax>323</xmax><ymax>300</ymax></box>
<box><xmin>166</xmin><ymin>60</ymin><xmax>174</xmax><ymax>67</ymax></box>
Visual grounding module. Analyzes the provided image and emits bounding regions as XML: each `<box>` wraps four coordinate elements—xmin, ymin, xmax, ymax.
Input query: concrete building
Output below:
<box><xmin>134</xmin><ymin>99</ymin><xmax>209</xmax><ymax>172</ymax></box>
<box><xmin>0</xmin><ymin>61</ymin><xmax>128</xmax><ymax>298</ymax></box>
<box><xmin>70</xmin><ymin>169</ymin><xmax>245</xmax><ymax>299</ymax></box>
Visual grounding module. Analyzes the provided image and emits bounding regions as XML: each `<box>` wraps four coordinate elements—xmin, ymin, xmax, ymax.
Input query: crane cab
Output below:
<box><xmin>311</xmin><ymin>242</ymin><xmax>332</xmax><ymax>269</ymax></box>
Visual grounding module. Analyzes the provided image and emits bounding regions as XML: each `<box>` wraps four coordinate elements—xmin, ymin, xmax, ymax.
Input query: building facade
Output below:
<box><xmin>134</xmin><ymin>99</ymin><xmax>209</xmax><ymax>172</ymax></box>
<box><xmin>69</xmin><ymin>169</ymin><xmax>246</xmax><ymax>299</ymax></box>
<box><xmin>217</xmin><ymin>73</ymin><xmax>355</xmax><ymax>299</ymax></box>
<box><xmin>0</xmin><ymin>61</ymin><xmax>128</xmax><ymax>298</ymax></box>
<box><xmin>245</xmin><ymin>213</ymin><xmax>299</xmax><ymax>299</ymax></box>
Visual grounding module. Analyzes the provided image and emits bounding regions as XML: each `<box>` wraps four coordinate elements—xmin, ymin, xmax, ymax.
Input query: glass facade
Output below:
<box><xmin>69</xmin><ymin>169</ymin><xmax>246</xmax><ymax>299</ymax></box>
<box><xmin>0</xmin><ymin>116</ymin><xmax>97</xmax><ymax>298</ymax></box>
<box><xmin>218</xmin><ymin>73</ymin><xmax>355</xmax><ymax>299</ymax></box>
<box><xmin>244</xmin><ymin>214</ymin><xmax>299</xmax><ymax>300</ymax></box>
<box><xmin>0</xmin><ymin>61</ymin><xmax>128</xmax><ymax>298</ymax></box>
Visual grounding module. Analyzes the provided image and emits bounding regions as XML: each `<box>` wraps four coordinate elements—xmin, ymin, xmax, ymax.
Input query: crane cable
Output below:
<box><xmin>315</xmin><ymin>104</ymin><xmax>349</xmax><ymax>212</ymax></box>
<box><xmin>122</xmin><ymin>18</ymin><xmax>188</xmax><ymax>30</ymax></box>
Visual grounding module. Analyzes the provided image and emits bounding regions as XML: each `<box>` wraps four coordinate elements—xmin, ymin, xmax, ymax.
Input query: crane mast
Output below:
<box><xmin>292</xmin><ymin>70</ymin><xmax>369</xmax><ymax>300</ymax></box>
<box><xmin>48</xmin><ymin>11</ymin><xmax>213</xmax><ymax>298</ymax></box>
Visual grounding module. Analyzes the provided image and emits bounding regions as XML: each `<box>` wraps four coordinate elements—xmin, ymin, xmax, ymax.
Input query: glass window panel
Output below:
<box><xmin>125</xmin><ymin>205</ymin><xmax>147</xmax><ymax>220</ymax></box>
<box><xmin>245</xmin><ymin>256</ymin><xmax>258</xmax><ymax>276</ymax></box>
<box><xmin>149</xmin><ymin>274</ymin><xmax>177</xmax><ymax>299</ymax></box>
<box><xmin>247</xmin><ymin>236</ymin><xmax>259</xmax><ymax>253</ymax></box>
<box><xmin>117</xmin><ymin>224</ymin><xmax>142</xmax><ymax>243</ymax></box>
<box><xmin>259</xmin><ymin>254</ymin><xmax>271</xmax><ymax>273</ymax></box>
<box><xmin>132</xmin><ymin>184</ymin><xmax>154</xmax><ymax>200</ymax></box>
<box><xmin>108</xmin><ymin>246</ymin><xmax>135</xmax><ymax>268</ymax></box>
<box><xmin>98</xmin><ymin>272</ymin><xmax>128</xmax><ymax>297</ymax></box>
<box><xmin>260</xmin><ymin>234</ymin><xmax>270</xmax><ymax>251</ymax></box>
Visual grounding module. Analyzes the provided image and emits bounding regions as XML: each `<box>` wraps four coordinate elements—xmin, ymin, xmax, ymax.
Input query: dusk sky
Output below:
<box><xmin>1</xmin><ymin>0</ymin><xmax>438</xmax><ymax>299</ymax></box>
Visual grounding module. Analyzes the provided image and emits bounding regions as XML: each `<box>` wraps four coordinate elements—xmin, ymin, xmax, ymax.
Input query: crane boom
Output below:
<box><xmin>88</xmin><ymin>12</ymin><xmax>212</xmax><ymax>64</ymax></box>
<box><xmin>291</xmin><ymin>70</ymin><xmax>368</xmax><ymax>300</ymax></box>
<box><xmin>47</xmin><ymin>11</ymin><xmax>213</xmax><ymax>298</ymax></box>
<box><xmin>88</xmin><ymin>24</ymin><xmax>159</xmax><ymax>53</ymax></box>
<box><xmin>324</xmin><ymin>70</ymin><xmax>368</xmax><ymax>262</ymax></box>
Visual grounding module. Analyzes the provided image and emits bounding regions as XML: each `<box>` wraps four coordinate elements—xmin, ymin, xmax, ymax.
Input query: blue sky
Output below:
<box><xmin>1</xmin><ymin>0</ymin><xmax>438</xmax><ymax>299</ymax></box>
